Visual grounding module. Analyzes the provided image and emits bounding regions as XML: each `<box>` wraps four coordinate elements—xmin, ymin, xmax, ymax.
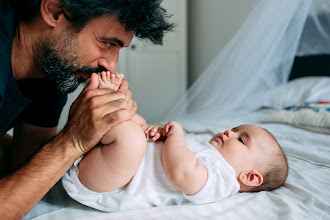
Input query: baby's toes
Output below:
<box><xmin>106</xmin><ymin>71</ymin><xmax>111</xmax><ymax>82</ymax></box>
<box><xmin>100</xmin><ymin>71</ymin><xmax>107</xmax><ymax>83</ymax></box>
<box><xmin>116</xmin><ymin>73</ymin><xmax>124</xmax><ymax>85</ymax></box>
<box><xmin>110</xmin><ymin>73</ymin><xmax>116</xmax><ymax>84</ymax></box>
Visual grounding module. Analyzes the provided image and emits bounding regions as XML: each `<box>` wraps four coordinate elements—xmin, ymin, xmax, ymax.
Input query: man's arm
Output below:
<box><xmin>11</xmin><ymin>122</ymin><xmax>57</xmax><ymax>171</ymax></box>
<box><xmin>0</xmin><ymin>132</ymin><xmax>79</xmax><ymax>219</ymax></box>
<box><xmin>161</xmin><ymin>122</ymin><xmax>208</xmax><ymax>195</ymax></box>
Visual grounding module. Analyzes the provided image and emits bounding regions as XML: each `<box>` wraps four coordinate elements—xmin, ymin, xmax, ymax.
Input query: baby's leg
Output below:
<box><xmin>78</xmin><ymin>120</ymin><xmax>147</xmax><ymax>192</ymax></box>
<box><xmin>78</xmin><ymin>71</ymin><xmax>147</xmax><ymax>192</ymax></box>
<box><xmin>98</xmin><ymin>71</ymin><xmax>124</xmax><ymax>91</ymax></box>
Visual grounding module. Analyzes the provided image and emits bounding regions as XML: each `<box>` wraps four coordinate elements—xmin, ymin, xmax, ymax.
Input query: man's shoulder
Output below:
<box><xmin>0</xmin><ymin>1</ymin><xmax>15</xmax><ymax>43</ymax></box>
<box><xmin>0</xmin><ymin>0</ymin><xmax>15</xmax><ymax>93</ymax></box>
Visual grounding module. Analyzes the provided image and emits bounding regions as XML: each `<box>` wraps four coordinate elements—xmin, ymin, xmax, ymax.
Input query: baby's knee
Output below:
<box><xmin>101</xmin><ymin>120</ymin><xmax>147</xmax><ymax>152</ymax></box>
<box><xmin>123</xmin><ymin>120</ymin><xmax>147</xmax><ymax>150</ymax></box>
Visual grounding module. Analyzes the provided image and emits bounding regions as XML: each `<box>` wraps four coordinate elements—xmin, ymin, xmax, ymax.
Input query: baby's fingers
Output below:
<box><xmin>163</xmin><ymin>124</ymin><xmax>170</xmax><ymax>136</ymax></box>
<box><xmin>148</xmin><ymin>127</ymin><xmax>159</xmax><ymax>136</ymax></box>
<box><xmin>145</xmin><ymin>125</ymin><xmax>154</xmax><ymax>134</ymax></box>
<box><xmin>151</xmin><ymin>133</ymin><xmax>161</xmax><ymax>141</ymax></box>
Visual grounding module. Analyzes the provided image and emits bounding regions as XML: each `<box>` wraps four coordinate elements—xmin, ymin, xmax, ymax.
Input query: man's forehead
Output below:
<box><xmin>87</xmin><ymin>16</ymin><xmax>135</xmax><ymax>45</ymax></box>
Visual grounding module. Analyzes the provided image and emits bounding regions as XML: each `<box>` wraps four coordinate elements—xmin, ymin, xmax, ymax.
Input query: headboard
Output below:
<box><xmin>289</xmin><ymin>11</ymin><xmax>330</xmax><ymax>80</ymax></box>
<box><xmin>289</xmin><ymin>54</ymin><xmax>330</xmax><ymax>80</ymax></box>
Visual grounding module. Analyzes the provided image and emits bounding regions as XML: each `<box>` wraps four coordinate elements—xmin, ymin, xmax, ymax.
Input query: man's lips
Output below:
<box><xmin>81</xmin><ymin>72</ymin><xmax>91</xmax><ymax>79</ymax></box>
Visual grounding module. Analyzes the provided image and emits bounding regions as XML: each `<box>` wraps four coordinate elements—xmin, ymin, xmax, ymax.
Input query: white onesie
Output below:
<box><xmin>62</xmin><ymin>138</ymin><xmax>240</xmax><ymax>212</ymax></box>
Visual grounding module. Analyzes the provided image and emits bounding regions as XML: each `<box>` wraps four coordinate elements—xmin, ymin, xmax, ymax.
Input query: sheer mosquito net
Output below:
<box><xmin>163</xmin><ymin>0</ymin><xmax>330</xmax><ymax>124</ymax></box>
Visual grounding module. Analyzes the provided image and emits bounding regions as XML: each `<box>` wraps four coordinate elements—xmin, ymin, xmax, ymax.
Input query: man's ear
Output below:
<box><xmin>238</xmin><ymin>170</ymin><xmax>263</xmax><ymax>188</ymax></box>
<box><xmin>40</xmin><ymin>0</ymin><xmax>64</xmax><ymax>28</ymax></box>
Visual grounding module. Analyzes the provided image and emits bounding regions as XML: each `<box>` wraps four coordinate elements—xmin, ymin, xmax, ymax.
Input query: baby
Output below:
<box><xmin>62</xmin><ymin>72</ymin><xmax>288</xmax><ymax>212</ymax></box>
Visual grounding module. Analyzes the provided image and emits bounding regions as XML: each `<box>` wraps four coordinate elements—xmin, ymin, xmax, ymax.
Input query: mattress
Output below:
<box><xmin>23</xmin><ymin>77</ymin><xmax>330</xmax><ymax>219</ymax></box>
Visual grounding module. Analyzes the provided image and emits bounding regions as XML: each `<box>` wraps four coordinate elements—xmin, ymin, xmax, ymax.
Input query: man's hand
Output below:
<box><xmin>62</xmin><ymin>73</ymin><xmax>136</xmax><ymax>155</ymax></box>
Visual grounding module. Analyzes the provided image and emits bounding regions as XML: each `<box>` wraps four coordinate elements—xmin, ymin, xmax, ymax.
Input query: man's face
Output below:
<box><xmin>41</xmin><ymin>16</ymin><xmax>134</xmax><ymax>93</ymax></box>
<box><xmin>209</xmin><ymin>124</ymin><xmax>277</xmax><ymax>175</ymax></box>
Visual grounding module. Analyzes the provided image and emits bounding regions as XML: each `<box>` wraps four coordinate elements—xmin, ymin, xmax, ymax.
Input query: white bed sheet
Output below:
<box><xmin>23</xmin><ymin>78</ymin><xmax>330</xmax><ymax>220</ymax></box>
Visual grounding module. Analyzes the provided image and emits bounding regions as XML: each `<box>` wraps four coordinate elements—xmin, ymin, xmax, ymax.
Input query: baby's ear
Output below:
<box><xmin>238</xmin><ymin>170</ymin><xmax>263</xmax><ymax>188</ymax></box>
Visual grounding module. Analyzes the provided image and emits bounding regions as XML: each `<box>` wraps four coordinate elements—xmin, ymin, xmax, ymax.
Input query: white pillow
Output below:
<box><xmin>262</xmin><ymin>77</ymin><xmax>330</xmax><ymax>109</ymax></box>
<box><xmin>259</xmin><ymin>101</ymin><xmax>330</xmax><ymax>134</ymax></box>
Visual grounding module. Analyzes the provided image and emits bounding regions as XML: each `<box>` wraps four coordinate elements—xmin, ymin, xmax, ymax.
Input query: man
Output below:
<box><xmin>0</xmin><ymin>0</ymin><xmax>173</xmax><ymax>218</ymax></box>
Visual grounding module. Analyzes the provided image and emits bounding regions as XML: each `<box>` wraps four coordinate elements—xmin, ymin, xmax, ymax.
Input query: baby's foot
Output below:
<box><xmin>98</xmin><ymin>71</ymin><xmax>124</xmax><ymax>91</ymax></box>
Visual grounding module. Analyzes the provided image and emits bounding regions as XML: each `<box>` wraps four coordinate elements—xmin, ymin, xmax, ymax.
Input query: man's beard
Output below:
<box><xmin>40</xmin><ymin>31</ymin><xmax>105</xmax><ymax>93</ymax></box>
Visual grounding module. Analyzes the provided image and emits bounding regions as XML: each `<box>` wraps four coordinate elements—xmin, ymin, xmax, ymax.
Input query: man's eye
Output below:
<box><xmin>238</xmin><ymin>138</ymin><xmax>244</xmax><ymax>144</ymax></box>
<box><xmin>106</xmin><ymin>42</ymin><xmax>115</xmax><ymax>48</ymax></box>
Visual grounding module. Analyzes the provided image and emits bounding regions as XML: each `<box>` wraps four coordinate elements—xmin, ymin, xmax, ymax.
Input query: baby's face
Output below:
<box><xmin>209</xmin><ymin>124</ymin><xmax>277</xmax><ymax>175</ymax></box>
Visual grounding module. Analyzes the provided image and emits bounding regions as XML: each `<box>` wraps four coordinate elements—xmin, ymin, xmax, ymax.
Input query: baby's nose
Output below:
<box><xmin>224</xmin><ymin>130</ymin><xmax>233</xmax><ymax>138</ymax></box>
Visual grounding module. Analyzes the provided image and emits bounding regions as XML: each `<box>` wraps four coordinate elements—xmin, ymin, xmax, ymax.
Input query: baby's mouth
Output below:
<box><xmin>218</xmin><ymin>135</ymin><xmax>224</xmax><ymax>143</ymax></box>
<box><xmin>214</xmin><ymin>135</ymin><xmax>223</xmax><ymax>144</ymax></box>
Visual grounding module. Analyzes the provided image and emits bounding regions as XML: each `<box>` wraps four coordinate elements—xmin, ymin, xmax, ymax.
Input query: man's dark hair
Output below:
<box><xmin>12</xmin><ymin>0</ymin><xmax>174</xmax><ymax>45</ymax></box>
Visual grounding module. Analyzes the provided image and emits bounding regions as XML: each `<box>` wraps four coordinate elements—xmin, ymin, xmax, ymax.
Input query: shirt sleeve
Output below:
<box><xmin>18</xmin><ymin>78</ymin><xmax>68</xmax><ymax>128</ymax></box>
<box><xmin>0</xmin><ymin>1</ymin><xmax>15</xmax><ymax>110</ymax></box>
<box><xmin>183</xmin><ymin>142</ymin><xmax>240</xmax><ymax>204</ymax></box>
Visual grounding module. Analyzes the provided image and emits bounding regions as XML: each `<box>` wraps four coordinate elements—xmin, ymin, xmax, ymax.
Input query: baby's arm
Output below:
<box><xmin>157</xmin><ymin>121</ymin><xmax>208</xmax><ymax>195</ymax></box>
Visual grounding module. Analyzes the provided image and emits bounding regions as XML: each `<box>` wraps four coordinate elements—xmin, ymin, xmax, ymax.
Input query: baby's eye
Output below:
<box><xmin>238</xmin><ymin>137</ymin><xmax>244</xmax><ymax>144</ymax></box>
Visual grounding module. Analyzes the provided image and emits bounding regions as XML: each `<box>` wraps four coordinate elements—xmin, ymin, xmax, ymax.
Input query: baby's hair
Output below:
<box><xmin>251</xmin><ymin>129</ymin><xmax>288</xmax><ymax>192</ymax></box>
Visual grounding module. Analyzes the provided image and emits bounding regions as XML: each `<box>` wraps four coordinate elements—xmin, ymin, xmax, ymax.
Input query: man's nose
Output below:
<box><xmin>98</xmin><ymin>54</ymin><xmax>119</xmax><ymax>73</ymax></box>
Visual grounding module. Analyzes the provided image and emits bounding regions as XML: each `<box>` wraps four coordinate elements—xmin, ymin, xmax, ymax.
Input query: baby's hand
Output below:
<box><xmin>145</xmin><ymin>125</ymin><xmax>166</xmax><ymax>141</ymax></box>
<box><xmin>163</xmin><ymin>121</ymin><xmax>184</xmax><ymax>137</ymax></box>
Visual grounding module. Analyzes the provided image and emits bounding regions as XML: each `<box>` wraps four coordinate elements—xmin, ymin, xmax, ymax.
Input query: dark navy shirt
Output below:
<box><xmin>0</xmin><ymin>2</ymin><xmax>67</xmax><ymax>135</ymax></box>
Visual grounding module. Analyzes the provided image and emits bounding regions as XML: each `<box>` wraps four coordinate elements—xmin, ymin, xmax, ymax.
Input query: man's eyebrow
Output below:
<box><xmin>100</xmin><ymin>37</ymin><xmax>127</xmax><ymax>47</ymax></box>
<box><xmin>231</xmin><ymin>127</ymin><xmax>239</xmax><ymax>132</ymax></box>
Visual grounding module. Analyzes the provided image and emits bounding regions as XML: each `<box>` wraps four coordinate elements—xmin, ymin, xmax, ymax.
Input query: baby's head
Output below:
<box><xmin>209</xmin><ymin>124</ymin><xmax>288</xmax><ymax>192</ymax></box>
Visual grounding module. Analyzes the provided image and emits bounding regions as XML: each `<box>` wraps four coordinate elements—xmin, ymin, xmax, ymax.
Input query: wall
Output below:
<box><xmin>188</xmin><ymin>0</ymin><xmax>258</xmax><ymax>86</ymax></box>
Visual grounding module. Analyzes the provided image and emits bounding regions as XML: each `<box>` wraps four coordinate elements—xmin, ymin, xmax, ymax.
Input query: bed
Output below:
<box><xmin>22</xmin><ymin>73</ymin><xmax>330</xmax><ymax>219</ymax></box>
<box><xmin>23</xmin><ymin>0</ymin><xmax>330</xmax><ymax>218</ymax></box>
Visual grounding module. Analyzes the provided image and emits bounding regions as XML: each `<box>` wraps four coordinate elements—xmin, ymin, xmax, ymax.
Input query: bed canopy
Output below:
<box><xmin>163</xmin><ymin>0</ymin><xmax>330</xmax><ymax>123</ymax></box>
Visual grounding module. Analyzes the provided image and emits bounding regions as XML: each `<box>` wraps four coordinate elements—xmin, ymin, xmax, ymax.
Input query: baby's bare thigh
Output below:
<box><xmin>78</xmin><ymin>120</ymin><xmax>147</xmax><ymax>192</ymax></box>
